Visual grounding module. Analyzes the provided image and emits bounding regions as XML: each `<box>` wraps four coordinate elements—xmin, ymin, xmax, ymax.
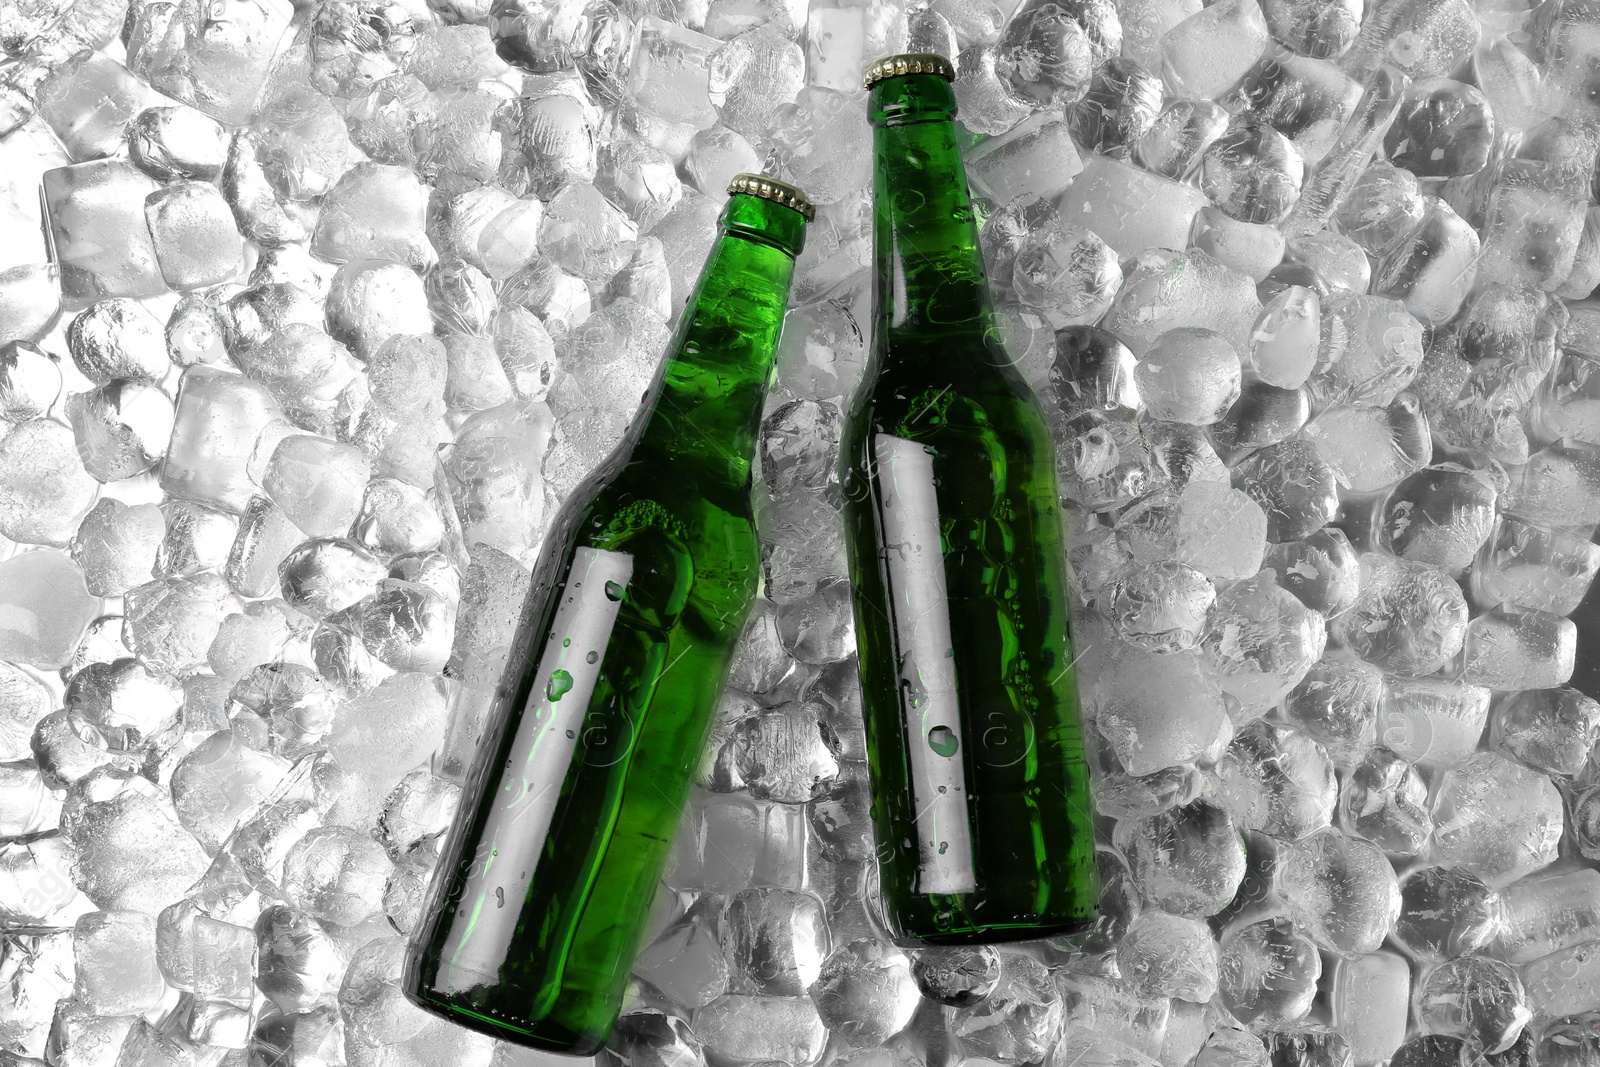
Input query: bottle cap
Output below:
<box><xmin>863</xmin><ymin>53</ymin><xmax>956</xmax><ymax>89</ymax></box>
<box><xmin>727</xmin><ymin>173</ymin><xmax>815</xmax><ymax>221</ymax></box>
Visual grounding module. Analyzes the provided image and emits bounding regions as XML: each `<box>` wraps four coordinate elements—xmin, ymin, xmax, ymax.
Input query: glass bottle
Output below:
<box><xmin>841</xmin><ymin>54</ymin><xmax>1098</xmax><ymax>944</ymax></box>
<box><xmin>405</xmin><ymin>175</ymin><xmax>812</xmax><ymax>1053</ymax></box>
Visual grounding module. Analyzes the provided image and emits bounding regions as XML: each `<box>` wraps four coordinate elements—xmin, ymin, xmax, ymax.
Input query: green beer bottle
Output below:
<box><xmin>405</xmin><ymin>176</ymin><xmax>812</xmax><ymax>1054</ymax></box>
<box><xmin>841</xmin><ymin>55</ymin><xmax>1098</xmax><ymax>943</ymax></box>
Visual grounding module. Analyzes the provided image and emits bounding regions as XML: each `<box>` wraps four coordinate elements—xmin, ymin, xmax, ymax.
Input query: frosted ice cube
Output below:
<box><xmin>1309</xmin><ymin>293</ymin><xmax>1425</xmax><ymax>408</ymax></box>
<box><xmin>227</xmin><ymin>496</ymin><xmax>306</xmax><ymax>600</ymax></box>
<box><xmin>124</xmin><ymin>572</ymin><xmax>243</xmax><ymax>675</ymax></box>
<box><xmin>324</xmin><ymin>261</ymin><xmax>434</xmax><ymax>363</ymax></box>
<box><xmin>1102</xmin><ymin>248</ymin><xmax>1261</xmax><ymax>358</ymax></box>
<box><xmin>665</xmin><ymin>789</ymin><xmax>808</xmax><ymax>892</ymax></box>
<box><xmin>280</xmin><ymin>826</ymin><xmax>392</xmax><ymax>927</ymax></box>
<box><xmin>1133</xmin><ymin>328</ymin><xmax>1242</xmax><ymax>425</ymax></box>
<box><xmin>64</xmin><ymin>656</ymin><xmax>181</xmax><ymax>751</ymax></box>
<box><xmin>1284</xmin><ymin>657</ymin><xmax>1382</xmax><ymax>768</ymax></box>
<box><xmin>263</xmin><ymin>435</ymin><xmax>373</xmax><ymax>539</ymax></box>
<box><xmin>1493</xmin><ymin>686</ymin><xmax>1600</xmax><ymax>778</ymax></box>
<box><xmin>1506</xmin><ymin>440</ymin><xmax>1600</xmax><ymax>527</ymax></box>
<box><xmin>1302</xmin><ymin>394</ymin><xmax>1431</xmax><ymax>492</ymax></box>
<box><xmin>1189</xmin><ymin>207</ymin><xmax>1288</xmax><ymax>281</ymax></box>
<box><xmin>128</xmin><ymin>105</ymin><xmax>229</xmax><ymax>182</ymax></box>
<box><xmin>74</xmin><ymin>909</ymin><xmax>165</xmax><ymax>1015</ymax></box>
<box><xmin>629</xmin><ymin>17</ymin><xmax>720</xmax><ymax>126</ymax></box>
<box><xmin>35</xmin><ymin>51</ymin><xmax>165</xmax><ymax>163</ymax></box>
<box><xmin>1230</xmin><ymin>439</ymin><xmax>1339</xmax><ymax>542</ymax></box>
<box><xmin>1498</xmin><ymin>868</ymin><xmax>1600</xmax><ymax>965</ymax></box>
<box><xmin>1374</xmin><ymin>196</ymin><xmax>1479</xmax><ymax>327</ymax></box>
<box><xmin>708</xmin><ymin>25</ymin><xmax>804</xmax><ymax>137</ymax></box>
<box><xmin>325</xmin><ymin>671</ymin><xmax>448</xmax><ymax>826</ymax></box>
<box><xmin>145</xmin><ymin>180</ymin><xmax>246</xmax><ymax>290</ymax></box>
<box><xmin>1279</xmin><ymin>827</ymin><xmax>1400</xmax><ymax>957</ymax></box>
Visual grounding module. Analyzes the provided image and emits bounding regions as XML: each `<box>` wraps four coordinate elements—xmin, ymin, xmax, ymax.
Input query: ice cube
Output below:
<box><xmin>262</xmin><ymin>434</ymin><xmax>373</xmax><ymax>539</ymax></box>
<box><xmin>1415</xmin><ymin>955</ymin><xmax>1530</xmax><ymax>1054</ymax></box>
<box><xmin>1190</xmin><ymin>208</ymin><xmax>1289</xmax><ymax>281</ymax></box>
<box><xmin>1217</xmin><ymin>916</ymin><xmax>1321</xmax><ymax>1027</ymax></box>
<box><xmin>61</xmin><ymin>770</ymin><xmax>211</xmax><ymax>912</ymax></box>
<box><xmin>1113</xmin><ymin>799</ymin><xmax>1246</xmax><ymax>917</ymax></box>
<box><xmin>1262</xmin><ymin>0</ymin><xmax>1360</xmax><ymax>58</ymax></box>
<box><xmin>152</xmin><ymin>499</ymin><xmax>236</xmax><ymax>579</ymax></box>
<box><xmin>1493</xmin><ymin>687</ymin><xmax>1600</xmax><ymax>778</ymax></box>
<box><xmin>1057</xmin><ymin>156</ymin><xmax>1210</xmax><ymax>261</ymax></box>
<box><xmin>67</xmin><ymin>380</ymin><xmax>175</xmax><ymax>483</ymax></box>
<box><xmin>1302</xmin><ymin>394</ymin><xmax>1431</xmax><ymax>492</ymax></box>
<box><xmin>324</xmin><ymin>260</ymin><xmax>435</xmax><ymax>363</ymax></box>
<box><xmin>125</xmin><ymin>0</ymin><xmax>295</xmax><ymax>124</ymax></box>
<box><xmin>1377</xmin><ymin>676</ymin><xmax>1490</xmax><ymax>768</ymax></box>
<box><xmin>160</xmin><ymin>366</ymin><xmax>285</xmax><ymax>513</ymax></box>
<box><xmin>665</xmin><ymin>789</ymin><xmax>808</xmax><ymax>892</ymax></box>
<box><xmin>1378</xmin><ymin>465</ymin><xmax>1497</xmax><ymax>572</ymax></box>
<box><xmin>910</xmin><ymin>945</ymin><xmax>1000</xmax><ymax>1008</ymax></box>
<box><xmin>1134</xmin><ymin>328</ymin><xmax>1242</xmax><ymax>426</ymax></box>
<box><xmin>280</xmin><ymin>826</ymin><xmax>393</xmax><ymax>927</ymax></box>
<box><xmin>35</xmin><ymin>51</ymin><xmax>165</xmax><ymax>163</ymax></box>
<box><xmin>144</xmin><ymin>180</ymin><xmax>246</xmax><ymax>290</ymax></box>
<box><xmin>71</xmin><ymin>498</ymin><xmax>162</xmax><ymax>597</ymax></box>
<box><xmin>732</xmin><ymin>701</ymin><xmax>840</xmax><ymax>803</ymax></box>
<box><xmin>1102</xmin><ymin>248</ymin><xmax>1261</xmax><ymax>358</ymax></box>
<box><xmin>42</xmin><ymin>159</ymin><xmax>167</xmax><ymax>304</ymax></box>
<box><xmin>1159</xmin><ymin>0</ymin><xmax>1269</xmax><ymax>99</ymax></box>
<box><xmin>324</xmin><ymin>670</ymin><xmax>448</xmax><ymax>826</ymax></box>
<box><xmin>311</xmin><ymin>163</ymin><xmax>436</xmax><ymax>270</ymax></box>
<box><xmin>1393</xmin><ymin>864</ymin><xmax>1500</xmax><ymax>962</ymax></box>
<box><xmin>949</xmin><ymin>952</ymin><xmax>1062</xmax><ymax>1063</ymax></box>
<box><xmin>0</xmin><ymin>549</ymin><xmax>98</xmax><ymax>670</ymax></box>
<box><xmin>0</xmin><ymin>341</ymin><xmax>62</xmax><ymax>424</ymax></box>
<box><xmin>966</xmin><ymin>111</ymin><xmax>1085</xmax><ymax>207</ymax></box>
<box><xmin>1339</xmin><ymin>746</ymin><xmax>1432</xmax><ymax>854</ymax></box>
<box><xmin>124</xmin><ymin>572</ymin><xmax>243</xmax><ymax>675</ymax></box>
<box><xmin>1431</xmin><ymin>752</ymin><xmax>1563</xmax><ymax>888</ymax></box>
<box><xmin>64</xmin><ymin>656</ymin><xmax>181</xmax><ymax>751</ymax></box>
<box><xmin>692</xmin><ymin>995</ymin><xmax>828</xmax><ymax>1066</ymax></box>
<box><xmin>73</xmin><ymin>909</ymin><xmax>166</xmax><ymax>1015</ymax></box>
<box><xmin>1375</xmin><ymin>196</ymin><xmax>1479</xmax><ymax>327</ymax></box>
<box><xmin>1460</xmin><ymin>606</ymin><xmax>1576</xmax><ymax>690</ymax></box>
<box><xmin>1334</xmin><ymin>553</ymin><xmax>1469</xmax><ymax>677</ymax></box>
<box><xmin>1087</xmin><ymin>636</ymin><xmax>1230</xmax><ymax>775</ymax></box>
<box><xmin>170</xmin><ymin>730</ymin><xmax>294</xmax><ymax>854</ymax></box>
<box><xmin>1212</xmin><ymin>720</ymin><xmax>1336</xmax><ymax>840</ymax></box>
<box><xmin>630</xmin><ymin>17</ymin><xmax>720</xmax><ymax>125</ymax></box>
<box><xmin>1116</xmin><ymin>910</ymin><xmax>1218</xmax><ymax>1001</ymax></box>
<box><xmin>995</xmin><ymin>0</ymin><xmax>1093</xmax><ymax>107</ymax></box>
<box><xmin>1104</xmin><ymin>559</ymin><xmax>1214</xmax><ymax>653</ymax></box>
<box><xmin>1279</xmin><ymin>827</ymin><xmax>1400</xmax><ymax>958</ymax></box>
<box><xmin>1522</xmin><ymin>940</ymin><xmax>1600</xmax><ymax>1019</ymax></box>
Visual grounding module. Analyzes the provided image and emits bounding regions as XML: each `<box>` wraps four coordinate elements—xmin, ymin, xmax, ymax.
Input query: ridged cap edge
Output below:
<box><xmin>726</xmin><ymin>173</ymin><xmax>815</xmax><ymax>221</ymax></box>
<box><xmin>863</xmin><ymin>53</ymin><xmax>956</xmax><ymax>88</ymax></box>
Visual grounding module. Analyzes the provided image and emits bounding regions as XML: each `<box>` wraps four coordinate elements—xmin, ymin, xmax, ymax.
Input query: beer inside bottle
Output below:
<box><xmin>841</xmin><ymin>55</ymin><xmax>1098</xmax><ymax>944</ymax></box>
<box><xmin>405</xmin><ymin>177</ymin><xmax>811</xmax><ymax>1054</ymax></box>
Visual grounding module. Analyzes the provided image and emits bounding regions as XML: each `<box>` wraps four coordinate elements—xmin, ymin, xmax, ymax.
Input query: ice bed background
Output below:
<box><xmin>2</xmin><ymin>0</ymin><xmax>1600</xmax><ymax>1064</ymax></box>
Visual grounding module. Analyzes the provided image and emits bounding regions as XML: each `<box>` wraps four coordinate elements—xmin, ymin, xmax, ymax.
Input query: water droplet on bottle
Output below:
<box><xmin>495</xmin><ymin>886</ymin><xmax>505</xmax><ymax>908</ymax></box>
<box><xmin>938</xmin><ymin>840</ymin><xmax>949</xmax><ymax>854</ymax></box>
<box><xmin>547</xmin><ymin>669</ymin><xmax>574</xmax><ymax>701</ymax></box>
<box><xmin>562</xmin><ymin>637</ymin><xmax>570</xmax><ymax>647</ymax></box>
<box><xmin>586</xmin><ymin>650</ymin><xmax>598</xmax><ymax>664</ymax></box>
<box><xmin>605</xmin><ymin>581</ymin><xmax>625</xmax><ymax>601</ymax></box>
<box><xmin>928</xmin><ymin>725</ymin><xmax>959</xmax><ymax>756</ymax></box>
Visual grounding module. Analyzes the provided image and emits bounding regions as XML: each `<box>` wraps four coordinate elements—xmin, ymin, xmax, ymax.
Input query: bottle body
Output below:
<box><xmin>405</xmin><ymin>189</ymin><xmax>806</xmax><ymax>1054</ymax></box>
<box><xmin>842</xmin><ymin>68</ymin><xmax>1097</xmax><ymax>944</ymax></box>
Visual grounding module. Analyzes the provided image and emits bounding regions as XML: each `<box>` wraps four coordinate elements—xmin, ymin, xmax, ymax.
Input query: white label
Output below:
<box><xmin>873</xmin><ymin>434</ymin><xmax>978</xmax><ymax>895</ymax></box>
<box><xmin>438</xmin><ymin>546</ymin><xmax>634</xmax><ymax>987</ymax></box>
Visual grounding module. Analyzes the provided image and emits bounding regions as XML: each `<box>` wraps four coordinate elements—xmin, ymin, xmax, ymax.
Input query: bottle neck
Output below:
<box><xmin>869</xmin><ymin>75</ymin><xmax>994</xmax><ymax>343</ymax></box>
<box><xmin>632</xmin><ymin>198</ymin><xmax>801</xmax><ymax>488</ymax></box>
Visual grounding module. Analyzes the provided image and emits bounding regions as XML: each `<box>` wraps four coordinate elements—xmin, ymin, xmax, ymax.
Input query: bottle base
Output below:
<box><xmin>890</xmin><ymin>914</ymin><xmax>1097</xmax><ymax>948</ymax></box>
<box><xmin>402</xmin><ymin>985</ymin><xmax>605</xmax><ymax>1057</ymax></box>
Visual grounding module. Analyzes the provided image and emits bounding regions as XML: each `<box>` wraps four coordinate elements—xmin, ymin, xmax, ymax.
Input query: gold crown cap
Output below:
<box><xmin>864</xmin><ymin>53</ymin><xmax>956</xmax><ymax>88</ymax></box>
<box><xmin>726</xmin><ymin>174</ymin><xmax>815</xmax><ymax>221</ymax></box>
